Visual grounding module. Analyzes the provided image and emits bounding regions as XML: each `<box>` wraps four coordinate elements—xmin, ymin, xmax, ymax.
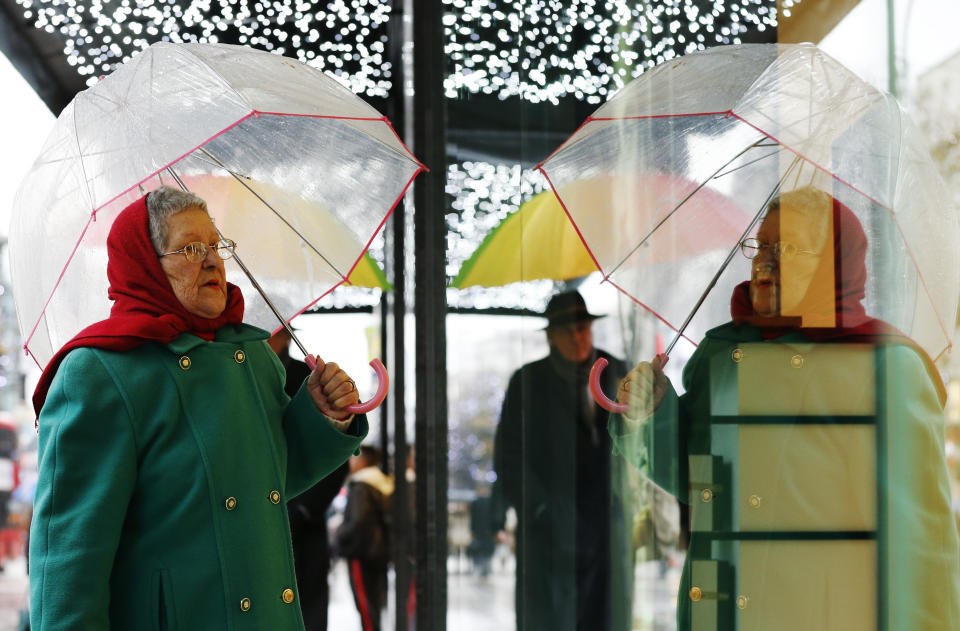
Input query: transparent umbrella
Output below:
<box><xmin>532</xmin><ymin>43</ymin><xmax>958</xmax><ymax>411</ymax></box>
<box><xmin>11</xmin><ymin>41</ymin><xmax>425</xmax><ymax>412</ymax></box>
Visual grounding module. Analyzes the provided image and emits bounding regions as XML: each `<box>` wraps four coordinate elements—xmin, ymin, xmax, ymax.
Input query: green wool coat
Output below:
<box><xmin>30</xmin><ymin>324</ymin><xmax>367</xmax><ymax>631</ymax></box>
<box><xmin>612</xmin><ymin>322</ymin><xmax>960</xmax><ymax>631</ymax></box>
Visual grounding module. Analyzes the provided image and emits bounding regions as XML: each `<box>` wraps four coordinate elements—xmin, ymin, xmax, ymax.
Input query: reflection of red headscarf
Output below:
<box><xmin>730</xmin><ymin>195</ymin><xmax>946</xmax><ymax>403</ymax></box>
<box><xmin>32</xmin><ymin>194</ymin><xmax>245</xmax><ymax>416</ymax></box>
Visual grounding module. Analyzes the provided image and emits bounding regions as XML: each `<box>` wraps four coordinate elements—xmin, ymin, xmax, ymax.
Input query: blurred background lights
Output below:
<box><xmin>442</xmin><ymin>0</ymin><xmax>777</xmax><ymax>103</ymax></box>
<box><xmin>15</xmin><ymin>0</ymin><xmax>394</xmax><ymax>96</ymax></box>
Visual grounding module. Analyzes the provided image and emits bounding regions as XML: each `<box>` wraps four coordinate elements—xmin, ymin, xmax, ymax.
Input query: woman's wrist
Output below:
<box><xmin>327</xmin><ymin>414</ymin><xmax>355</xmax><ymax>433</ymax></box>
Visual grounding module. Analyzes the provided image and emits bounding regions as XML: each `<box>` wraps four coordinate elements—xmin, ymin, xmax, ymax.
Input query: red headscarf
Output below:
<box><xmin>730</xmin><ymin>194</ymin><xmax>945</xmax><ymax>403</ymax></box>
<box><xmin>32</xmin><ymin>193</ymin><xmax>245</xmax><ymax>415</ymax></box>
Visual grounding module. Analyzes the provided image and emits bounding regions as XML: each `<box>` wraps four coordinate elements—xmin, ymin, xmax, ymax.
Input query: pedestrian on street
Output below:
<box><xmin>336</xmin><ymin>446</ymin><xmax>394</xmax><ymax>631</ymax></box>
<box><xmin>493</xmin><ymin>290</ymin><xmax>635</xmax><ymax>631</ymax></box>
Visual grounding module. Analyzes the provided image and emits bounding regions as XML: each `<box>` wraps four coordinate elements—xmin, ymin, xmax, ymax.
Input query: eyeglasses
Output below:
<box><xmin>159</xmin><ymin>239</ymin><xmax>236</xmax><ymax>263</ymax></box>
<box><xmin>739</xmin><ymin>238</ymin><xmax>818</xmax><ymax>260</ymax></box>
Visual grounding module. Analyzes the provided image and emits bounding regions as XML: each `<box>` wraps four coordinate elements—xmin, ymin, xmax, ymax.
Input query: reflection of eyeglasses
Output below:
<box><xmin>739</xmin><ymin>238</ymin><xmax>818</xmax><ymax>260</ymax></box>
<box><xmin>159</xmin><ymin>239</ymin><xmax>236</xmax><ymax>263</ymax></box>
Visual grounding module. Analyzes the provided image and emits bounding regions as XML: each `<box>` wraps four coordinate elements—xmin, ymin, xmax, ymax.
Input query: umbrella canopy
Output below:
<box><xmin>12</xmin><ymin>42</ymin><xmax>421</xmax><ymax>368</ymax></box>
<box><xmin>178</xmin><ymin>174</ymin><xmax>391</xmax><ymax>290</ymax></box>
<box><xmin>540</xmin><ymin>43</ymin><xmax>959</xmax><ymax>361</ymax></box>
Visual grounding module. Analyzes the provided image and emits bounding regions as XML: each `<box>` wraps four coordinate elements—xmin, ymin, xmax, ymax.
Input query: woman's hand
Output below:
<box><xmin>617</xmin><ymin>355</ymin><xmax>669</xmax><ymax>421</ymax></box>
<box><xmin>306</xmin><ymin>358</ymin><xmax>360</xmax><ymax>421</ymax></box>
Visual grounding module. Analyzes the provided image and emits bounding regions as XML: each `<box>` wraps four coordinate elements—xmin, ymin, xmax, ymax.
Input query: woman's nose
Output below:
<box><xmin>756</xmin><ymin>246</ymin><xmax>777</xmax><ymax>265</ymax></box>
<box><xmin>202</xmin><ymin>246</ymin><xmax>219</xmax><ymax>266</ymax></box>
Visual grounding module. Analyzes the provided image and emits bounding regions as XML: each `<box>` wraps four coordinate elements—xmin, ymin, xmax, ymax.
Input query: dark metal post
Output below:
<box><xmin>379</xmin><ymin>302</ymin><xmax>391</xmax><ymax>476</ymax></box>
<box><xmin>381</xmin><ymin>0</ymin><xmax>410</xmax><ymax>631</ymax></box>
<box><xmin>412</xmin><ymin>1</ymin><xmax>448</xmax><ymax>629</ymax></box>
<box><xmin>387</xmin><ymin>0</ymin><xmax>412</xmax><ymax>628</ymax></box>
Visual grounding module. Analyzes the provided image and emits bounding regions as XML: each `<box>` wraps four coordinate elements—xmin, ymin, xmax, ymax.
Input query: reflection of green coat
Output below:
<box><xmin>30</xmin><ymin>324</ymin><xmax>367</xmax><ymax>631</ymax></box>
<box><xmin>612</xmin><ymin>322</ymin><xmax>960</xmax><ymax>631</ymax></box>
<box><xmin>494</xmin><ymin>349</ymin><xmax>633</xmax><ymax>631</ymax></box>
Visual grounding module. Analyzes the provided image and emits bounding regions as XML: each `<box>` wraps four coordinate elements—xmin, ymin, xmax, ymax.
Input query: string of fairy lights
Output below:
<box><xmin>20</xmin><ymin>0</ymin><xmax>780</xmax><ymax>101</ymax></box>
<box><xmin>14</xmin><ymin>0</ymin><xmax>394</xmax><ymax>95</ymax></box>
<box><xmin>443</xmin><ymin>0</ymin><xmax>778</xmax><ymax>104</ymax></box>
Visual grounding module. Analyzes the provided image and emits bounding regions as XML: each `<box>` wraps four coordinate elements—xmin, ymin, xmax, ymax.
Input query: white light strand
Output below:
<box><xmin>16</xmin><ymin>0</ymin><xmax>393</xmax><ymax>96</ymax></box>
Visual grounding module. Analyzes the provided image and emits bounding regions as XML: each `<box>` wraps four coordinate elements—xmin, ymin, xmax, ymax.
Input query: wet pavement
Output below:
<box><xmin>331</xmin><ymin>550</ymin><xmax>682</xmax><ymax>631</ymax></box>
<box><xmin>0</xmin><ymin>552</ymin><xmax>681</xmax><ymax>631</ymax></box>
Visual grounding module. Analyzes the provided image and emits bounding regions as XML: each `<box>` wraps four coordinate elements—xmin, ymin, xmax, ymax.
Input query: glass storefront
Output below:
<box><xmin>5</xmin><ymin>1</ymin><xmax>960</xmax><ymax>630</ymax></box>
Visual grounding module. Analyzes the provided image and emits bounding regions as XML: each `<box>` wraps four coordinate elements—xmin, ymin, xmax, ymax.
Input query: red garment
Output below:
<box><xmin>32</xmin><ymin>194</ymin><xmax>244</xmax><ymax>416</ymax></box>
<box><xmin>730</xmin><ymin>195</ymin><xmax>945</xmax><ymax>403</ymax></box>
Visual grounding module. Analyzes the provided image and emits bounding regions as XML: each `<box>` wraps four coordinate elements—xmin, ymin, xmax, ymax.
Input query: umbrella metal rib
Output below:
<box><xmin>662</xmin><ymin>154</ymin><xmax>803</xmax><ymax>358</ymax></box>
<box><xmin>713</xmin><ymin>147</ymin><xmax>780</xmax><ymax>180</ymax></box>
<box><xmin>165</xmin><ymin>167</ymin><xmax>313</xmax><ymax>359</ymax></box>
<box><xmin>195</xmin><ymin>146</ymin><xmax>348</xmax><ymax>280</ymax></box>
<box><xmin>604</xmin><ymin>136</ymin><xmax>767</xmax><ymax>279</ymax></box>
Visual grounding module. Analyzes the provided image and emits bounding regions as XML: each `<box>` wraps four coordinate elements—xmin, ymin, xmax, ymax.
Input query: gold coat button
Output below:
<box><xmin>790</xmin><ymin>354</ymin><xmax>804</xmax><ymax>368</ymax></box>
<box><xmin>240</xmin><ymin>597</ymin><xmax>251</xmax><ymax>612</ymax></box>
<box><xmin>179</xmin><ymin>356</ymin><xmax>191</xmax><ymax>370</ymax></box>
<box><xmin>749</xmin><ymin>494</ymin><xmax>762</xmax><ymax>508</ymax></box>
<box><xmin>737</xmin><ymin>595</ymin><xmax>749</xmax><ymax>610</ymax></box>
<box><xmin>700</xmin><ymin>488</ymin><xmax>713</xmax><ymax>503</ymax></box>
<box><xmin>282</xmin><ymin>588</ymin><xmax>295</xmax><ymax>604</ymax></box>
<box><xmin>269</xmin><ymin>490</ymin><xmax>281</xmax><ymax>504</ymax></box>
<box><xmin>234</xmin><ymin>349</ymin><xmax>246</xmax><ymax>364</ymax></box>
<box><xmin>731</xmin><ymin>348</ymin><xmax>743</xmax><ymax>363</ymax></box>
<box><xmin>225</xmin><ymin>497</ymin><xmax>237</xmax><ymax>511</ymax></box>
<box><xmin>689</xmin><ymin>586</ymin><xmax>702</xmax><ymax>602</ymax></box>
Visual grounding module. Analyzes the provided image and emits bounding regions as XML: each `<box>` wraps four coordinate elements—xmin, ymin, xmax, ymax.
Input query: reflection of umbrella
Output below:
<box><xmin>451</xmin><ymin>175</ymin><xmax>746</xmax><ymax>289</ymax></box>
<box><xmin>539</xmin><ymin>43</ymin><xmax>958</xmax><ymax>385</ymax></box>
<box><xmin>11</xmin><ymin>42</ymin><xmax>423</xmax><ymax>411</ymax></box>
<box><xmin>450</xmin><ymin>188</ymin><xmax>597</xmax><ymax>288</ymax></box>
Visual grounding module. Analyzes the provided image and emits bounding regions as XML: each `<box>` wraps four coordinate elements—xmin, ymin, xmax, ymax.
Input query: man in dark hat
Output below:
<box><xmin>492</xmin><ymin>290</ymin><xmax>633</xmax><ymax>631</ymax></box>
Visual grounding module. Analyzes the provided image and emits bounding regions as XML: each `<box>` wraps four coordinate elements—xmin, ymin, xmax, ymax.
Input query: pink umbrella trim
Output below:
<box><xmin>24</xmin><ymin>213</ymin><xmax>97</xmax><ymax>354</ymax></box>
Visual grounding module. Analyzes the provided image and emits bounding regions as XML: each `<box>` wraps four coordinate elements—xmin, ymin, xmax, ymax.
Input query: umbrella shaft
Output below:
<box><xmin>230</xmin><ymin>247</ymin><xmax>312</xmax><ymax>358</ymax></box>
<box><xmin>664</xmin><ymin>156</ymin><xmax>802</xmax><ymax>357</ymax></box>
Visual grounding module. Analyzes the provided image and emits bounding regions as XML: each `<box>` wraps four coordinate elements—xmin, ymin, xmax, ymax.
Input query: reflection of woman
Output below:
<box><xmin>614</xmin><ymin>187</ymin><xmax>960</xmax><ymax>631</ymax></box>
<box><xmin>29</xmin><ymin>186</ymin><xmax>368</xmax><ymax>630</ymax></box>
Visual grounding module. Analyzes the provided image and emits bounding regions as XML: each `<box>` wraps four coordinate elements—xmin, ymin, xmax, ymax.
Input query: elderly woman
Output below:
<box><xmin>614</xmin><ymin>187</ymin><xmax>960</xmax><ymax>631</ymax></box>
<box><xmin>29</xmin><ymin>186</ymin><xmax>367</xmax><ymax>630</ymax></box>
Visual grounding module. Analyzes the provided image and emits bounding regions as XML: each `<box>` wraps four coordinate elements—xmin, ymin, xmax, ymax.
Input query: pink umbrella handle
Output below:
<box><xmin>304</xmin><ymin>356</ymin><xmax>390</xmax><ymax>415</ymax></box>
<box><xmin>346</xmin><ymin>359</ymin><xmax>389</xmax><ymax>414</ymax></box>
<box><xmin>590</xmin><ymin>358</ymin><xmax>628</xmax><ymax>414</ymax></box>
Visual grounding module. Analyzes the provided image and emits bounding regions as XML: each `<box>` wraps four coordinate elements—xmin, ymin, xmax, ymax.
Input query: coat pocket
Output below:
<box><xmin>152</xmin><ymin>569</ymin><xmax>177</xmax><ymax>631</ymax></box>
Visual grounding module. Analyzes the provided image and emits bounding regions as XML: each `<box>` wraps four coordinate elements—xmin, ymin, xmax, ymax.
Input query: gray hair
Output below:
<box><xmin>145</xmin><ymin>185</ymin><xmax>209</xmax><ymax>253</ymax></box>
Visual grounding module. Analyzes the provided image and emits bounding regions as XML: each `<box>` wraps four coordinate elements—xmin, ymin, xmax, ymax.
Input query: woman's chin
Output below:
<box><xmin>750</xmin><ymin>286</ymin><xmax>778</xmax><ymax>318</ymax></box>
<box><xmin>188</xmin><ymin>300</ymin><xmax>227</xmax><ymax>319</ymax></box>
